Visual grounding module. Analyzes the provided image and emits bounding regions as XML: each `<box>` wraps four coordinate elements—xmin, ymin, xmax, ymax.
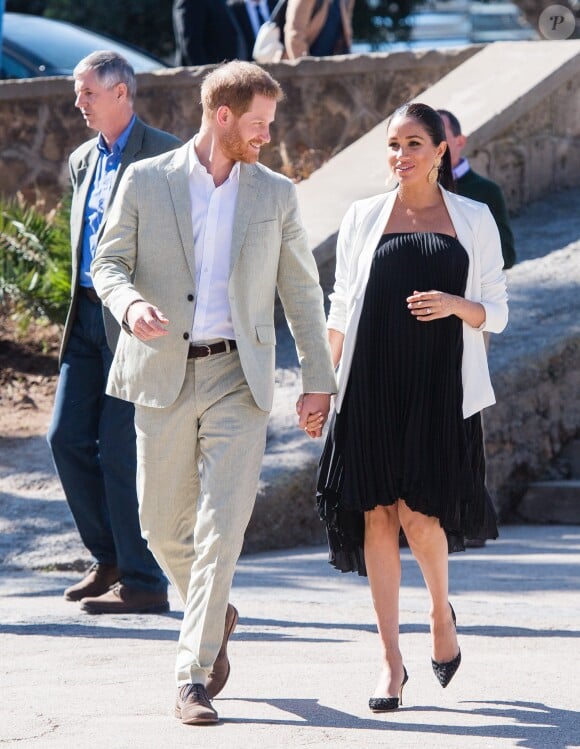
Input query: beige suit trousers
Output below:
<box><xmin>134</xmin><ymin>349</ymin><xmax>269</xmax><ymax>685</ymax></box>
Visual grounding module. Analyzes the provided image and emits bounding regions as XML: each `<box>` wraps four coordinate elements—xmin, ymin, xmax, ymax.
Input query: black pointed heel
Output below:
<box><xmin>431</xmin><ymin>603</ymin><xmax>461</xmax><ymax>688</ymax></box>
<box><xmin>369</xmin><ymin>666</ymin><xmax>409</xmax><ymax>712</ymax></box>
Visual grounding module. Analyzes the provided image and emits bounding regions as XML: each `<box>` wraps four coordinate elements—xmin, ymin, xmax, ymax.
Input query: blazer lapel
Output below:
<box><xmin>229</xmin><ymin>162</ymin><xmax>259</xmax><ymax>275</ymax></box>
<box><xmin>75</xmin><ymin>149</ymin><xmax>98</xmax><ymax>216</ymax></box>
<box><xmin>98</xmin><ymin>118</ymin><xmax>145</xmax><ymax>234</ymax></box>
<box><xmin>353</xmin><ymin>190</ymin><xmax>397</xmax><ymax>300</ymax></box>
<box><xmin>441</xmin><ymin>187</ymin><xmax>475</xmax><ymax>293</ymax></box>
<box><xmin>167</xmin><ymin>144</ymin><xmax>197</xmax><ymax>281</ymax></box>
<box><xmin>71</xmin><ymin>148</ymin><xmax>99</xmax><ymax>262</ymax></box>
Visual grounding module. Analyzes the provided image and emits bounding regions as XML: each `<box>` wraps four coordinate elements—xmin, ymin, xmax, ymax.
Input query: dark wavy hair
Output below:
<box><xmin>387</xmin><ymin>102</ymin><xmax>455</xmax><ymax>192</ymax></box>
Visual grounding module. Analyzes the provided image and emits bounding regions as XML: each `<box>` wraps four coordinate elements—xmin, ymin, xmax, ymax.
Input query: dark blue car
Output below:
<box><xmin>1</xmin><ymin>13</ymin><xmax>168</xmax><ymax>79</ymax></box>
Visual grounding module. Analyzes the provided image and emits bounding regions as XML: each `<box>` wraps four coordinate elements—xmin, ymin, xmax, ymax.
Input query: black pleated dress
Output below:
<box><xmin>317</xmin><ymin>232</ymin><xmax>498</xmax><ymax>576</ymax></box>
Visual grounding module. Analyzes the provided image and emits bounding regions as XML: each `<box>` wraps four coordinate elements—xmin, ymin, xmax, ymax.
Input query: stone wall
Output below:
<box><xmin>411</xmin><ymin>40</ymin><xmax>580</xmax><ymax>214</ymax></box>
<box><xmin>469</xmin><ymin>74</ymin><xmax>580</xmax><ymax>212</ymax></box>
<box><xmin>484</xmin><ymin>240</ymin><xmax>580</xmax><ymax>519</ymax></box>
<box><xmin>0</xmin><ymin>48</ymin><xmax>478</xmax><ymax>206</ymax></box>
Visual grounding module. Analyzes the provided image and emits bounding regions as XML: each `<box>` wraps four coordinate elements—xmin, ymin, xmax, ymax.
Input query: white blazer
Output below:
<box><xmin>327</xmin><ymin>186</ymin><xmax>509</xmax><ymax>418</ymax></box>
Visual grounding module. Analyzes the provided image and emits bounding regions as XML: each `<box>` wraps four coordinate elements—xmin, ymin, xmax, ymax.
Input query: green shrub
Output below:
<box><xmin>0</xmin><ymin>195</ymin><xmax>71</xmax><ymax>330</ymax></box>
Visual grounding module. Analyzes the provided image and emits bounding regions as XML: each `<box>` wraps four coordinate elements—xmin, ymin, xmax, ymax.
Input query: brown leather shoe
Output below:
<box><xmin>206</xmin><ymin>603</ymin><xmax>239</xmax><ymax>699</ymax></box>
<box><xmin>79</xmin><ymin>583</ymin><xmax>169</xmax><ymax>614</ymax></box>
<box><xmin>64</xmin><ymin>563</ymin><xmax>120</xmax><ymax>602</ymax></box>
<box><xmin>175</xmin><ymin>683</ymin><xmax>218</xmax><ymax>725</ymax></box>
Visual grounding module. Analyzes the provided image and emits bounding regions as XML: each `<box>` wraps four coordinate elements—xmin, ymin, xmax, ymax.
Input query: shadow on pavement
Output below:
<box><xmin>1</xmin><ymin>614</ymin><xmax>578</xmax><ymax>643</ymax></box>
<box><xmin>223</xmin><ymin>697</ymin><xmax>577</xmax><ymax>748</ymax></box>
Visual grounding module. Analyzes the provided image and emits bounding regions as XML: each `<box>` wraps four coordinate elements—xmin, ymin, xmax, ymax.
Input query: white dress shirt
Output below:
<box><xmin>453</xmin><ymin>157</ymin><xmax>471</xmax><ymax>180</ymax></box>
<box><xmin>188</xmin><ymin>138</ymin><xmax>239</xmax><ymax>343</ymax></box>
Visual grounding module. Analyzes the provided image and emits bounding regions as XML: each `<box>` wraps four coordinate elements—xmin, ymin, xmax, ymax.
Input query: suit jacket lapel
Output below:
<box><xmin>167</xmin><ymin>144</ymin><xmax>197</xmax><ymax>282</ymax></box>
<box><xmin>98</xmin><ymin>117</ymin><xmax>146</xmax><ymax>235</ymax></box>
<box><xmin>230</xmin><ymin>162</ymin><xmax>258</xmax><ymax>275</ymax></box>
<box><xmin>71</xmin><ymin>147</ymin><xmax>99</xmax><ymax>267</ymax></box>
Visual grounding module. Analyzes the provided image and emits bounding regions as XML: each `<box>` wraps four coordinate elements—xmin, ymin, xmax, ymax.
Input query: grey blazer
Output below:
<box><xmin>91</xmin><ymin>142</ymin><xmax>337</xmax><ymax>412</ymax></box>
<box><xmin>60</xmin><ymin>117</ymin><xmax>181</xmax><ymax>365</ymax></box>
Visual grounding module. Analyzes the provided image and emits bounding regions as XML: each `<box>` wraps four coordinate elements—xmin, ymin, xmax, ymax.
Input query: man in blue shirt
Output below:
<box><xmin>47</xmin><ymin>51</ymin><xmax>181</xmax><ymax>614</ymax></box>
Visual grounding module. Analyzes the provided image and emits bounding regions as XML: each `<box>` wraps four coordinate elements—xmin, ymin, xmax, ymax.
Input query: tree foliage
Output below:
<box><xmin>353</xmin><ymin>0</ymin><xmax>417</xmax><ymax>47</ymax></box>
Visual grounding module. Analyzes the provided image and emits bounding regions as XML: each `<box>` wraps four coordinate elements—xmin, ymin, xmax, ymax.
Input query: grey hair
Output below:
<box><xmin>73</xmin><ymin>50</ymin><xmax>137</xmax><ymax>101</ymax></box>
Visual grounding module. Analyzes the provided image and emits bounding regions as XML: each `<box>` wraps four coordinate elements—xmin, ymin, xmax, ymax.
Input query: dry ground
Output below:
<box><xmin>0</xmin><ymin>317</ymin><xmax>60</xmax><ymax>438</ymax></box>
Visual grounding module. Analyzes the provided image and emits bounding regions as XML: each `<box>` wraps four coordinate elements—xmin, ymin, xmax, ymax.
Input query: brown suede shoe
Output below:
<box><xmin>175</xmin><ymin>684</ymin><xmax>218</xmax><ymax>725</ymax></box>
<box><xmin>206</xmin><ymin>603</ymin><xmax>239</xmax><ymax>699</ymax></box>
<box><xmin>79</xmin><ymin>583</ymin><xmax>169</xmax><ymax>614</ymax></box>
<box><xmin>64</xmin><ymin>563</ymin><xmax>120</xmax><ymax>602</ymax></box>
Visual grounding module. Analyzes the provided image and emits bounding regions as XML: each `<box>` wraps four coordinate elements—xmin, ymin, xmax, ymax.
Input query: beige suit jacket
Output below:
<box><xmin>91</xmin><ymin>142</ymin><xmax>337</xmax><ymax>412</ymax></box>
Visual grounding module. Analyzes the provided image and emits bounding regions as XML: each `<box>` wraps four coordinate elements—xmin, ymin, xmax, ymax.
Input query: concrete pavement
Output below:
<box><xmin>1</xmin><ymin>525</ymin><xmax>579</xmax><ymax>749</ymax></box>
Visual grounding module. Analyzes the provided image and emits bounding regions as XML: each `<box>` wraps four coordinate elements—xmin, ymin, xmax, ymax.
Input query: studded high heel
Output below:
<box><xmin>369</xmin><ymin>666</ymin><xmax>409</xmax><ymax>712</ymax></box>
<box><xmin>431</xmin><ymin>603</ymin><xmax>461</xmax><ymax>688</ymax></box>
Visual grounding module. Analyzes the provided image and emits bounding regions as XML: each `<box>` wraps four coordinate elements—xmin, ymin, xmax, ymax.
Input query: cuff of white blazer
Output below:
<box><xmin>480</xmin><ymin>301</ymin><xmax>508</xmax><ymax>334</ymax></box>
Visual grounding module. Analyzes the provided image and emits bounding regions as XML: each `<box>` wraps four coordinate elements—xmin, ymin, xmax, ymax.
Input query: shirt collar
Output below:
<box><xmin>97</xmin><ymin>115</ymin><xmax>136</xmax><ymax>156</ymax></box>
<box><xmin>189</xmin><ymin>136</ymin><xmax>241</xmax><ymax>184</ymax></box>
<box><xmin>453</xmin><ymin>157</ymin><xmax>470</xmax><ymax>180</ymax></box>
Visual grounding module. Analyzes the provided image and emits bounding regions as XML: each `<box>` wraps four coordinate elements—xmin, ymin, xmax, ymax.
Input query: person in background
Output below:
<box><xmin>438</xmin><ymin>108</ymin><xmax>515</xmax><ymax>549</ymax></box>
<box><xmin>307</xmin><ymin>103</ymin><xmax>507</xmax><ymax>712</ymax></box>
<box><xmin>91</xmin><ymin>61</ymin><xmax>336</xmax><ymax>725</ymax></box>
<box><xmin>438</xmin><ymin>109</ymin><xmax>516</xmax><ymax>269</ymax></box>
<box><xmin>284</xmin><ymin>0</ymin><xmax>355</xmax><ymax>58</ymax></box>
<box><xmin>173</xmin><ymin>0</ymin><xmax>244</xmax><ymax>65</ymax></box>
<box><xmin>228</xmin><ymin>0</ymin><xmax>284</xmax><ymax>60</ymax></box>
<box><xmin>47</xmin><ymin>51</ymin><xmax>181</xmax><ymax>614</ymax></box>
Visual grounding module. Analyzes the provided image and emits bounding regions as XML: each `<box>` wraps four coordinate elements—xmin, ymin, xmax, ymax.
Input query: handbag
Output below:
<box><xmin>252</xmin><ymin>0</ymin><xmax>287</xmax><ymax>63</ymax></box>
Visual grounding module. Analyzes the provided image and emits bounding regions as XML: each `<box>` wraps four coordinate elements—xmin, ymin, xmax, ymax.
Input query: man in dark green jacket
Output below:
<box><xmin>438</xmin><ymin>109</ymin><xmax>516</xmax><ymax>270</ymax></box>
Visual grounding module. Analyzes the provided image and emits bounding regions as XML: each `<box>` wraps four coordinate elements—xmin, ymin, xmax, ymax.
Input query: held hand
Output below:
<box><xmin>295</xmin><ymin>393</ymin><xmax>304</xmax><ymax>416</ymax></box>
<box><xmin>298</xmin><ymin>393</ymin><xmax>331</xmax><ymax>439</ymax></box>
<box><xmin>127</xmin><ymin>301</ymin><xmax>169</xmax><ymax>340</ymax></box>
<box><xmin>406</xmin><ymin>290</ymin><xmax>457</xmax><ymax>321</ymax></box>
<box><xmin>296</xmin><ymin>393</ymin><xmax>323</xmax><ymax>437</ymax></box>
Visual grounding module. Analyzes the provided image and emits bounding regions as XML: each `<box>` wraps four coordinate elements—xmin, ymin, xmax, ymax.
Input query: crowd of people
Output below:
<box><xmin>48</xmin><ymin>45</ymin><xmax>513</xmax><ymax>726</ymax></box>
<box><xmin>173</xmin><ymin>0</ymin><xmax>355</xmax><ymax>65</ymax></box>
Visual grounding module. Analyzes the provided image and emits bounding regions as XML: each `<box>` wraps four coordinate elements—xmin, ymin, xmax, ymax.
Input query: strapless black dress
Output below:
<box><xmin>317</xmin><ymin>232</ymin><xmax>498</xmax><ymax>575</ymax></box>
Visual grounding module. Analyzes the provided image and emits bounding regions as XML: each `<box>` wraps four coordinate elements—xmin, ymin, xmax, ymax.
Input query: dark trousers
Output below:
<box><xmin>47</xmin><ymin>293</ymin><xmax>166</xmax><ymax>592</ymax></box>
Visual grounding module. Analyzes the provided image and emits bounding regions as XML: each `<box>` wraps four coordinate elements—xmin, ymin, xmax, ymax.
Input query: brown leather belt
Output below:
<box><xmin>79</xmin><ymin>286</ymin><xmax>100</xmax><ymax>304</ymax></box>
<box><xmin>188</xmin><ymin>340</ymin><xmax>237</xmax><ymax>359</ymax></box>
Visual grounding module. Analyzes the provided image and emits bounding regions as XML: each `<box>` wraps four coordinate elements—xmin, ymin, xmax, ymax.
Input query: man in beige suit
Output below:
<box><xmin>92</xmin><ymin>61</ymin><xmax>336</xmax><ymax>725</ymax></box>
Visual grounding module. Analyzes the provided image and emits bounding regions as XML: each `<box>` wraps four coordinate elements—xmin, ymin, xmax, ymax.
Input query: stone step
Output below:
<box><xmin>518</xmin><ymin>480</ymin><xmax>580</xmax><ymax>524</ymax></box>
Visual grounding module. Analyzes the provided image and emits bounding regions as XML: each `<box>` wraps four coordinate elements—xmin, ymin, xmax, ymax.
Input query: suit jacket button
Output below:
<box><xmin>183</xmin><ymin>332</ymin><xmax>189</xmax><ymax>340</ymax></box>
<box><xmin>187</xmin><ymin>294</ymin><xmax>194</xmax><ymax>301</ymax></box>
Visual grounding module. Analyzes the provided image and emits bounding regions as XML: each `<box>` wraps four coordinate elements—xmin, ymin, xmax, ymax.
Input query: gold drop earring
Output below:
<box><xmin>428</xmin><ymin>157</ymin><xmax>441</xmax><ymax>185</ymax></box>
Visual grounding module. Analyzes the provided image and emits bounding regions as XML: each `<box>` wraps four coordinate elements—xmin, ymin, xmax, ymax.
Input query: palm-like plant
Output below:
<box><xmin>0</xmin><ymin>194</ymin><xmax>71</xmax><ymax>330</ymax></box>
